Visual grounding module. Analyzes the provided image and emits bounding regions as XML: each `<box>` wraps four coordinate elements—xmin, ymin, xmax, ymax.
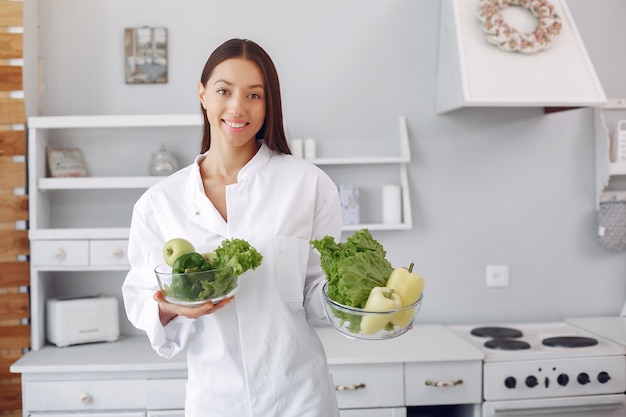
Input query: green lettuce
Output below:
<box><xmin>211</xmin><ymin>238</ymin><xmax>263</xmax><ymax>276</ymax></box>
<box><xmin>310</xmin><ymin>229</ymin><xmax>393</xmax><ymax>308</ymax></box>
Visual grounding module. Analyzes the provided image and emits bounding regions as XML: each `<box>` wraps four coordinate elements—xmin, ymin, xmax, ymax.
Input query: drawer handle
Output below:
<box><xmin>112</xmin><ymin>249</ymin><xmax>124</xmax><ymax>259</ymax></box>
<box><xmin>55</xmin><ymin>250</ymin><xmax>66</xmax><ymax>261</ymax></box>
<box><xmin>80</xmin><ymin>393</ymin><xmax>91</xmax><ymax>403</ymax></box>
<box><xmin>335</xmin><ymin>383</ymin><xmax>366</xmax><ymax>391</ymax></box>
<box><xmin>425</xmin><ymin>379</ymin><xmax>463</xmax><ymax>388</ymax></box>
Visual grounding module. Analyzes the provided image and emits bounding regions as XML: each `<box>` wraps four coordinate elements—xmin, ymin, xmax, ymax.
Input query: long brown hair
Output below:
<box><xmin>198</xmin><ymin>39</ymin><xmax>290</xmax><ymax>155</ymax></box>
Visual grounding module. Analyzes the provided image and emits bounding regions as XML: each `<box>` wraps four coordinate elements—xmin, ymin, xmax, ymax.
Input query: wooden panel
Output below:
<box><xmin>0</xmin><ymin>98</ymin><xmax>24</xmax><ymax>124</ymax></box>
<box><xmin>0</xmin><ymin>355</ymin><xmax>21</xmax><ymax>379</ymax></box>
<box><xmin>0</xmin><ymin>229</ymin><xmax>28</xmax><ymax>262</ymax></box>
<box><xmin>0</xmin><ymin>192</ymin><xmax>27</xmax><ymax>223</ymax></box>
<box><xmin>0</xmin><ymin>65</ymin><xmax>22</xmax><ymax>91</ymax></box>
<box><xmin>0</xmin><ymin>262</ymin><xmax>28</xmax><ymax>288</ymax></box>
<box><xmin>0</xmin><ymin>294</ymin><xmax>28</xmax><ymax>320</ymax></box>
<box><xmin>0</xmin><ymin>381</ymin><xmax>22</xmax><ymax>411</ymax></box>
<box><xmin>0</xmin><ymin>157</ymin><xmax>25</xmax><ymax>188</ymax></box>
<box><xmin>0</xmin><ymin>33</ymin><xmax>22</xmax><ymax>60</ymax></box>
<box><xmin>0</xmin><ymin>325</ymin><xmax>29</xmax><ymax>349</ymax></box>
<box><xmin>0</xmin><ymin>1</ymin><xmax>22</xmax><ymax>27</ymax></box>
<box><xmin>0</xmin><ymin>130</ymin><xmax>25</xmax><ymax>156</ymax></box>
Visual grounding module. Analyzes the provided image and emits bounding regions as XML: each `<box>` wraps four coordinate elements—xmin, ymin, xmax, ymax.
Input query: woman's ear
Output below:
<box><xmin>198</xmin><ymin>82</ymin><xmax>206</xmax><ymax>109</ymax></box>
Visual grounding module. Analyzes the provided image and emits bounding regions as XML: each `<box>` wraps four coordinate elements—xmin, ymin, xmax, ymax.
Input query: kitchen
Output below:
<box><xmin>7</xmin><ymin>0</ymin><xmax>626</xmax><ymax>416</ymax></box>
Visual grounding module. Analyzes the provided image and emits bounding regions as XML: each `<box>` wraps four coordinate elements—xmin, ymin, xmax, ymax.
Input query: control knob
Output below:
<box><xmin>557</xmin><ymin>374</ymin><xmax>569</xmax><ymax>386</ymax></box>
<box><xmin>598</xmin><ymin>371</ymin><xmax>611</xmax><ymax>384</ymax></box>
<box><xmin>577</xmin><ymin>372</ymin><xmax>590</xmax><ymax>385</ymax></box>
<box><xmin>504</xmin><ymin>377</ymin><xmax>516</xmax><ymax>389</ymax></box>
<box><xmin>525</xmin><ymin>376</ymin><xmax>538</xmax><ymax>388</ymax></box>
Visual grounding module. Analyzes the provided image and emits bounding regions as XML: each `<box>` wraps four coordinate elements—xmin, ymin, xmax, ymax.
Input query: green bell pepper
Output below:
<box><xmin>172</xmin><ymin>252</ymin><xmax>211</xmax><ymax>274</ymax></box>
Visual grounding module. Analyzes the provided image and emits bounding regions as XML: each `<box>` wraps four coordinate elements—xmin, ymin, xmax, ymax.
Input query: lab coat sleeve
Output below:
<box><xmin>122</xmin><ymin>203</ymin><xmax>195</xmax><ymax>359</ymax></box>
<box><xmin>303</xmin><ymin>179</ymin><xmax>343</xmax><ymax>324</ymax></box>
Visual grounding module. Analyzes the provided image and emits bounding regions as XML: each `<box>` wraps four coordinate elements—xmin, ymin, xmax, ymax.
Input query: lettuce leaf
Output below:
<box><xmin>211</xmin><ymin>238</ymin><xmax>263</xmax><ymax>276</ymax></box>
<box><xmin>311</xmin><ymin>229</ymin><xmax>393</xmax><ymax>308</ymax></box>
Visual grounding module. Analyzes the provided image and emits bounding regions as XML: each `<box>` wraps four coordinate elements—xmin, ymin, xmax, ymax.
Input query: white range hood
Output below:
<box><xmin>436</xmin><ymin>0</ymin><xmax>606</xmax><ymax>113</ymax></box>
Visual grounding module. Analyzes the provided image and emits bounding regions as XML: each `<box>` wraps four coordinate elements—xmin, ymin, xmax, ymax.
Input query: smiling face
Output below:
<box><xmin>198</xmin><ymin>57</ymin><xmax>266</xmax><ymax>149</ymax></box>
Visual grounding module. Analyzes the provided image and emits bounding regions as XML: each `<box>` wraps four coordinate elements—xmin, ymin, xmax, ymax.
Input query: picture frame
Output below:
<box><xmin>124</xmin><ymin>26</ymin><xmax>168</xmax><ymax>84</ymax></box>
<box><xmin>46</xmin><ymin>147</ymin><xmax>88</xmax><ymax>178</ymax></box>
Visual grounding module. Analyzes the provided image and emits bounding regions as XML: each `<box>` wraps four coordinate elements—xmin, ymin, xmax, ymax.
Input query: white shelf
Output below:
<box><xmin>39</xmin><ymin>176</ymin><xmax>165</xmax><ymax>190</ymax></box>
<box><xmin>29</xmin><ymin>227</ymin><xmax>130</xmax><ymax>240</ymax></box>
<box><xmin>28</xmin><ymin>113</ymin><xmax>202</xmax><ymax>129</ymax></box>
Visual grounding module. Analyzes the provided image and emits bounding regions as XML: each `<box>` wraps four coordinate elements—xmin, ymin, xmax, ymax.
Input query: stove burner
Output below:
<box><xmin>471</xmin><ymin>326</ymin><xmax>523</xmax><ymax>339</ymax></box>
<box><xmin>484</xmin><ymin>338</ymin><xmax>531</xmax><ymax>350</ymax></box>
<box><xmin>542</xmin><ymin>336</ymin><xmax>598</xmax><ymax>348</ymax></box>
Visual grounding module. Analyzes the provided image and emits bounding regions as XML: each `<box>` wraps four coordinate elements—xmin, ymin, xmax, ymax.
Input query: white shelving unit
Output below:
<box><xmin>27</xmin><ymin>114</ymin><xmax>413</xmax><ymax>351</ymax></box>
<box><xmin>595</xmin><ymin>99</ymin><xmax>626</xmax><ymax>207</ymax></box>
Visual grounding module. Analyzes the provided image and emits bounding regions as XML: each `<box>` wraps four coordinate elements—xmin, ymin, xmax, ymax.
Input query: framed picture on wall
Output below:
<box><xmin>124</xmin><ymin>26</ymin><xmax>168</xmax><ymax>84</ymax></box>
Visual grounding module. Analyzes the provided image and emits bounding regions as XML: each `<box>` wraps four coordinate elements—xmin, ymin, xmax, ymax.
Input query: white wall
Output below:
<box><xmin>25</xmin><ymin>0</ymin><xmax>626</xmax><ymax>324</ymax></box>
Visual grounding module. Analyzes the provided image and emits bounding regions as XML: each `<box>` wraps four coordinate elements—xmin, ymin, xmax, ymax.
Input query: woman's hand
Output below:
<box><xmin>153</xmin><ymin>289</ymin><xmax>234</xmax><ymax>326</ymax></box>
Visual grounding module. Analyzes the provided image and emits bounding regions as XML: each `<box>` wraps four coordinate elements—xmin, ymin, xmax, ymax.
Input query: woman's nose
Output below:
<box><xmin>228</xmin><ymin>94</ymin><xmax>245</xmax><ymax>114</ymax></box>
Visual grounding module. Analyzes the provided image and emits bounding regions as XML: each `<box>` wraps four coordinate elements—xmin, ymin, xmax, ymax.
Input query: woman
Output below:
<box><xmin>122</xmin><ymin>38</ymin><xmax>342</xmax><ymax>417</ymax></box>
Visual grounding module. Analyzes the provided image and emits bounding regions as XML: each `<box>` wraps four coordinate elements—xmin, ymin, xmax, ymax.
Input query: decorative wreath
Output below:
<box><xmin>476</xmin><ymin>0</ymin><xmax>562</xmax><ymax>54</ymax></box>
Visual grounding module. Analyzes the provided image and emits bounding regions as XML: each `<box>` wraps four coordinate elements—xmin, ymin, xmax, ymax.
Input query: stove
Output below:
<box><xmin>449</xmin><ymin>322</ymin><xmax>626</xmax><ymax>417</ymax></box>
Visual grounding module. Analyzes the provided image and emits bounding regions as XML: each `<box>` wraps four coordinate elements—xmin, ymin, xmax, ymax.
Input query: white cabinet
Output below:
<box><xmin>436</xmin><ymin>0</ymin><xmax>606</xmax><ymax>113</ymax></box>
<box><xmin>331</xmin><ymin>363</ymin><xmax>405</xmax><ymax>409</ymax></box>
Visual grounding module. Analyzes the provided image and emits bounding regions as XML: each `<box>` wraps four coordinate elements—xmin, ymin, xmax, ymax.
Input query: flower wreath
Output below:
<box><xmin>476</xmin><ymin>0</ymin><xmax>562</xmax><ymax>54</ymax></box>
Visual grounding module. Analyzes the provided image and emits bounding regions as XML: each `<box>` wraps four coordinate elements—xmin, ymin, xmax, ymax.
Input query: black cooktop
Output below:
<box><xmin>470</xmin><ymin>326</ymin><xmax>600</xmax><ymax>351</ymax></box>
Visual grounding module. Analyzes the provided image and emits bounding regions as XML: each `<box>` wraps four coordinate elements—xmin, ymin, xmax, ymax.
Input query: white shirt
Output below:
<box><xmin>122</xmin><ymin>143</ymin><xmax>342</xmax><ymax>417</ymax></box>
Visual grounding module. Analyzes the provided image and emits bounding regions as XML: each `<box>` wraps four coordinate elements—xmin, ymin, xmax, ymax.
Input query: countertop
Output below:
<box><xmin>11</xmin><ymin>324</ymin><xmax>484</xmax><ymax>374</ymax></box>
<box><xmin>566</xmin><ymin>316</ymin><xmax>626</xmax><ymax>345</ymax></box>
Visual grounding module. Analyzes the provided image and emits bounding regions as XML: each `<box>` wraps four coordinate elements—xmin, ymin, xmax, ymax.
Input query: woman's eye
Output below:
<box><xmin>216</xmin><ymin>88</ymin><xmax>228</xmax><ymax>95</ymax></box>
<box><xmin>249</xmin><ymin>93</ymin><xmax>262</xmax><ymax>100</ymax></box>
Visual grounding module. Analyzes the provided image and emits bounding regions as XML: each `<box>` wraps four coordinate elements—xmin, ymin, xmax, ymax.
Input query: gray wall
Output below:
<box><xmin>25</xmin><ymin>0</ymin><xmax>626</xmax><ymax>324</ymax></box>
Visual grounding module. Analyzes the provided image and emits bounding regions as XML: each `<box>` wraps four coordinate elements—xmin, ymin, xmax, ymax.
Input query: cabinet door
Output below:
<box><xmin>30</xmin><ymin>240</ymin><xmax>89</xmax><ymax>267</ymax></box>
<box><xmin>146</xmin><ymin>379</ymin><xmax>186</xmax><ymax>410</ymax></box>
<box><xmin>90</xmin><ymin>239</ymin><xmax>129</xmax><ymax>266</ymax></box>
<box><xmin>405</xmin><ymin>360</ymin><xmax>482</xmax><ymax>406</ymax></box>
<box><xmin>146</xmin><ymin>412</ymin><xmax>185</xmax><ymax>417</ymax></box>
<box><xmin>24</xmin><ymin>379</ymin><xmax>147</xmax><ymax>411</ymax></box>
<box><xmin>330</xmin><ymin>363</ymin><xmax>404</xmax><ymax>409</ymax></box>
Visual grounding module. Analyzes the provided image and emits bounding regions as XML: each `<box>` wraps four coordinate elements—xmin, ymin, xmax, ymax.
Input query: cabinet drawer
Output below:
<box><xmin>24</xmin><ymin>379</ymin><xmax>147</xmax><ymax>411</ymax></box>
<box><xmin>90</xmin><ymin>239</ymin><xmax>129</xmax><ymax>266</ymax></box>
<box><xmin>405</xmin><ymin>360</ymin><xmax>482</xmax><ymax>406</ymax></box>
<box><xmin>146</xmin><ymin>378</ymin><xmax>186</xmax><ymax>409</ymax></box>
<box><xmin>330</xmin><ymin>363</ymin><xmax>404</xmax><ymax>409</ymax></box>
<box><xmin>30</xmin><ymin>240</ymin><xmax>89</xmax><ymax>267</ymax></box>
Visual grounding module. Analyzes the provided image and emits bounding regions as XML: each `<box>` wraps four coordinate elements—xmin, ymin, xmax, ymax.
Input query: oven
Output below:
<box><xmin>448</xmin><ymin>322</ymin><xmax>626</xmax><ymax>417</ymax></box>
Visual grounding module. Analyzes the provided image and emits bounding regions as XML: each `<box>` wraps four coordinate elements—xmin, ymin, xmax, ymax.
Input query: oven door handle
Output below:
<box><xmin>492</xmin><ymin>401</ymin><xmax>624</xmax><ymax>416</ymax></box>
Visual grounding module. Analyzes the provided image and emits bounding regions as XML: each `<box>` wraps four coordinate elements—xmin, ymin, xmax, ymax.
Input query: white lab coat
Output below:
<box><xmin>122</xmin><ymin>143</ymin><xmax>342</xmax><ymax>417</ymax></box>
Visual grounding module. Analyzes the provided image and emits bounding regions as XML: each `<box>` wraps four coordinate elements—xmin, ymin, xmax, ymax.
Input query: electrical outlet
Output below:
<box><xmin>486</xmin><ymin>265</ymin><xmax>510</xmax><ymax>288</ymax></box>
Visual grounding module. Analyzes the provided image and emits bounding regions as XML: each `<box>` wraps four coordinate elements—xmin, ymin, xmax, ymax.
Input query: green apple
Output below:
<box><xmin>163</xmin><ymin>238</ymin><xmax>195</xmax><ymax>266</ymax></box>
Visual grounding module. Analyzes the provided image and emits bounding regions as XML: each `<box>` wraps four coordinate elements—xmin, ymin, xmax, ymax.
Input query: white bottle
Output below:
<box><xmin>612</xmin><ymin>120</ymin><xmax>626</xmax><ymax>163</ymax></box>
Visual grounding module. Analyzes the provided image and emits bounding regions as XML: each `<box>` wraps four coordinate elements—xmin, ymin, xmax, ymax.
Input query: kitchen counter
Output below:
<box><xmin>11</xmin><ymin>324</ymin><xmax>485</xmax><ymax>414</ymax></box>
<box><xmin>566</xmin><ymin>316</ymin><xmax>626</xmax><ymax>345</ymax></box>
<box><xmin>317</xmin><ymin>324</ymin><xmax>484</xmax><ymax>365</ymax></box>
<box><xmin>11</xmin><ymin>324</ymin><xmax>483</xmax><ymax>373</ymax></box>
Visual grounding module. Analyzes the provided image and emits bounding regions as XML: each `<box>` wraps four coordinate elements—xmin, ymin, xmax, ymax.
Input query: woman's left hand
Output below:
<box><xmin>153</xmin><ymin>289</ymin><xmax>234</xmax><ymax>325</ymax></box>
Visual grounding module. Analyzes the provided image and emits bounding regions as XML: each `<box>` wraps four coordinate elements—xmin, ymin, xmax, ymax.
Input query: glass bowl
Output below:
<box><xmin>154</xmin><ymin>263</ymin><xmax>238</xmax><ymax>307</ymax></box>
<box><xmin>322</xmin><ymin>281</ymin><xmax>423</xmax><ymax>340</ymax></box>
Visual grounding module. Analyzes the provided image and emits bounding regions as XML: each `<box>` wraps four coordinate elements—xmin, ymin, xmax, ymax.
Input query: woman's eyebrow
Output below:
<box><xmin>213</xmin><ymin>79</ymin><xmax>264</xmax><ymax>90</ymax></box>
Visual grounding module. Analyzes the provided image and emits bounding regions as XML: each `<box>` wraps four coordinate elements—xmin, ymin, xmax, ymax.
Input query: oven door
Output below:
<box><xmin>483</xmin><ymin>394</ymin><xmax>625</xmax><ymax>417</ymax></box>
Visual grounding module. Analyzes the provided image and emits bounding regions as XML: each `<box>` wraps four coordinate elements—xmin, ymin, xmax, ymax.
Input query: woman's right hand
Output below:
<box><xmin>153</xmin><ymin>289</ymin><xmax>234</xmax><ymax>326</ymax></box>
